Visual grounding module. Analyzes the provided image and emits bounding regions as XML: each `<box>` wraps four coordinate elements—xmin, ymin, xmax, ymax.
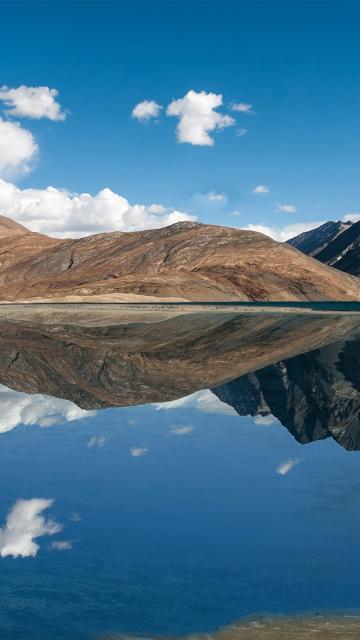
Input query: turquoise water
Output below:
<box><xmin>0</xmin><ymin>394</ymin><xmax>359</xmax><ymax>639</ymax></box>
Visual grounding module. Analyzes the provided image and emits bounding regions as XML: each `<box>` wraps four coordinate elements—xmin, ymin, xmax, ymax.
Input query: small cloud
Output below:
<box><xmin>69</xmin><ymin>512</ymin><xmax>81</xmax><ymax>522</ymax></box>
<box><xmin>126</xmin><ymin>420</ymin><xmax>137</xmax><ymax>426</ymax></box>
<box><xmin>230</xmin><ymin>102</ymin><xmax>253</xmax><ymax>113</ymax></box>
<box><xmin>209</xmin><ymin>190</ymin><xmax>226</xmax><ymax>201</ymax></box>
<box><xmin>229</xmin><ymin>210</ymin><xmax>241</xmax><ymax>217</ymax></box>
<box><xmin>276</xmin><ymin>459</ymin><xmax>301</xmax><ymax>475</ymax></box>
<box><xmin>0</xmin><ymin>85</ymin><xmax>67</xmax><ymax>121</ymax></box>
<box><xmin>170</xmin><ymin>426</ymin><xmax>194</xmax><ymax>435</ymax></box>
<box><xmin>87</xmin><ymin>437</ymin><xmax>105</xmax><ymax>449</ymax></box>
<box><xmin>51</xmin><ymin>540</ymin><xmax>73</xmax><ymax>551</ymax></box>
<box><xmin>343</xmin><ymin>213</ymin><xmax>360</xmax><ymax>223</ymax></box>
<box><xmin>130</xmin><ymin>447</ymin><xmax>149</xmax><ymax>457</ymax></box>
<box><xmin>166</xmin><ymin>90</ymin><xmax>235</xmax><ymax>146</ymax></box>
<box><xmin>0</xmin><ymin>498</ymin><xmax>62</xmax><ymax>558</ymax></box>
<box><xmin>253</xmin><ymin>415</ymin><xmax>278</xmax><ymax>426</ymax></box>
<box><xmin>236</xmin><ymin>128</ymin><xmax>248</xmax><ymax>137</ymax></box>
<box><xmin>274</xmin><ymin>204</ymin><xmax>297</xmax><ymax>213</ymax></box>
<box><xmin>251</xmin><ymin>185</ymin><xmax>270</xmax><ymax>196</ymax></box>
<box><xmin>131</xmin><ymin>100</ymin><xmax>163</xmax><ymax>123</ymax></box>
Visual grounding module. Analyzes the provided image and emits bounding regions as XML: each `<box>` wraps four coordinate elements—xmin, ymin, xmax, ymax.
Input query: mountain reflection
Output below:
<box><xmin>0</xmin><ymin>305</ymin><xmax>359</xmax><ymax>449</ymax></box>
<box><xmin>213</xmin><ymin>337</ymin><xmax>360</xmax><ymax>451</ymax></box>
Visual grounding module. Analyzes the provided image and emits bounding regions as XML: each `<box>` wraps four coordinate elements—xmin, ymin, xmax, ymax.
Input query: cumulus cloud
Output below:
<box><xmin>130</xmin><ymin>447</ymin><xmax>149</xmax><ymax>457</ymax></box>
<box><xmin>236</xmin><ymin>128</ymin><xmax>248</xmax><ymax>137</ymax></box>
<box><xmin>0</xmin><ymin>85</ymin><xmax>66</xmax><ymax>121</ymax></box>
<box><xmin>170</xmin><ymin>426</ymin><xmax>194</xmax><ymax>435</ymax></box>
<box><xmin>343</xmin><ymin>213</ymin><xmax>360</xmax><ymax>223</ymax></box>
<box><xmin>154</xmin><ymin>389</ymin><xmax>237</xmax><ymax>415</ymax></box>
<box><xmin>274</xmin><ymin>204</ymin><xmax>297</xmax><ymax>213</ymax></box>
<box><xmin>251</xmin><ymin>185</ymin><xmax>270</xmax><ymax>195</ymax></box>
<box><xmin>276</xmin><ymin>459</ymin><xmax>301</xmax><ymax>475</ymax></box>
<box><xmin>0</xmin><ymin>498</ymin><xmax>62</xmax><ymax>558</ymax></box>
<box><xmin>229</xmin><ymin>210</ymin><xmax>241</xmax><ymax>216</ymax></box>
<box><xmin>0</xmin><ymin>179</ymin><xmax>196</xmax><ymax>238</ymax></box>
<box><xmin>0</xmin><ymin>117</ymin><xmax>38</xmax><ymax>176</ymax></box>
<box><xmin>230</xmin><ymin>102</ymin><xmax>253</xmax><ymax>113</ymax></box>
<box><xmin>131</xmin><ymin>100</ymin><xmax>163</xmax><ymax>123</ymax></box>
<box><xmin>166</xmin><ymin>90</ymin><xmax>235</xmax><ymax>146</ymax></box>
<box><xmin>243</xmin><ymin>221</ymin><xmax>326</xmax><ymax>243</ymax></box>
<box><xmin>51</xmin><ymin>540</ymin><xmax>73</xmax><ymax>551</ymax></box>
<box><xmin>0</xmin><ymin>384</ymin><xmax>95</xmax><ymax>434</ymax></box>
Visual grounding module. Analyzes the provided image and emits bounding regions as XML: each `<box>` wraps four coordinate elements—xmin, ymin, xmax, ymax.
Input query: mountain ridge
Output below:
<box><xmin>0</xmin><ymin>217</ymin><xmax>359</xmax><ymax>302</ymax></box>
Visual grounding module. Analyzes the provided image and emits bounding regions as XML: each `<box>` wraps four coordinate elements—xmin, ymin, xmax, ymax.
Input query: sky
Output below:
<box><xmin>0</xmin><ymin>1</ymin><xmax>359</xmax><ymax>240</ymax></box>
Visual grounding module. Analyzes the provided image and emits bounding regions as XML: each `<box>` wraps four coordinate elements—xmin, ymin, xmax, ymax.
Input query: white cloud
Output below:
<box><xmin>236</xmin><ymin>128</ymin><xmax>248</xmax><ymax>137</ymax></box>
<box><xmin>231</xmin><ymin>102</ymin><xmax>253</xmax><ymax>113</ymax></box>
<box><xmin>209</xmin><ymin>190</ymin><xmax>226</xmax><ymax>201</ymax></box>
<box><xmin>276</xmin><ymin>459</ymin><xmax>301</xmax><ymax>475</ymax></box>
<box><xmin>87</xmin><ymin>436</ymin><xmax>105</xmax><ymax>449</ymax></box>
<box><xmin>0</xmin><ymin>179</ymin><xmax>196</xmax><ymax>237</ymax></box>
<box><xmin>274</xmin><ymin>204</ymin><xmax>297</xmax><ymax>213</ymax></box>
<box><xmin>69</xmin><ymin>512</ymin><xmax>81</xmax><ymax>522</ymax></box>
<box><xmin>0</xmin><ymin>117</ymin><xmax>38</xmax><ymax>176</ymax></box>
<box><xmin>243</xmin><ymin>221</ymin><xmax>326</xmax><ymax>243</ymax></box>
<box><xmin>0</xmin><ymin>85</ymin><xmax>66</xmax><ymax>121</ymax></box>
<box><xmin>130</xmin><ymin>447</ymin><xmax>149</xmax><ymax>457</ymax></box>
<box><xmin>51</xmin><ymin>540</ymin><xmax>73</xmax><ymax>551</ymax></box>
<box><xmin>87</xmin><ymin>437</ymin><xmax>97</xmax><ymax>449</ymax></box>
<box><xmin>253</xmin><ymin>415</ymin><xmax>278</xmax><ymax>426</ymax></box>
<box><xmin>343</xmin><ymin>213</ymin><xmax>360</xmax><ymax>223</ymax></box>
<box><xmin>0</xmin><ymin>498</ymin><xmax>62</xmax><ymax>558</ymax></box>
<box><xmin>230</xmin><ymin>210</ymin><xmax>241</xmax><ymax>217</ymax></box>
<box><xmin>131</xmin><ymin>100</ymin><xmax>163</xmax><ymax>123</ymax></box>
<box><xmin>166</xmin><ymin>90</ymin><xmax>235</xmax><ymax>146</ymax></box>
<box><xmin>154</xmin><ymin>389</ymin><xmax>237</xmax><ymax>415</ymax></box>
<box><xmin>0</xmin><ymin>384</ymin><xmax>95</xmax><ymax>434</ymax></box>
<box><xmin>170</xmin><ymin>426</ymin><xmax>194</xmax><ymax>435</ymax></box>
<box><xmin>251</xmin><ymin>185</ymin><xmax>270</xmax><ymax>195</ymax></box>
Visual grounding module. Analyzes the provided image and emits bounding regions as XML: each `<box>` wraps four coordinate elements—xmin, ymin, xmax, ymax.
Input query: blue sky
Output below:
<box><xmin>0</xmin><ymin>1</ymin><xmax>359</xmax><ymax>239</ymax></box>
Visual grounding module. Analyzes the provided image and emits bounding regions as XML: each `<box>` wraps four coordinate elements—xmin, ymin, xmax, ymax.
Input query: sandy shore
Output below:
<box><xmin>101</xmin><ymin>615</ymin><xmax>360</xmax><ymax>640</ymax></box>
<box><xmin>0</xmin><ymin>302</ymin><xmax>360</xmax><ymax>316</ymax></box>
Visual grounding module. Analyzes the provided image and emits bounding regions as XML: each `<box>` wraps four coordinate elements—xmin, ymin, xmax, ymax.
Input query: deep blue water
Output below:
<box><xmin>0</xmin><ymin>395</ymin><xmax>359</xmax><ymax>639</ymax></box>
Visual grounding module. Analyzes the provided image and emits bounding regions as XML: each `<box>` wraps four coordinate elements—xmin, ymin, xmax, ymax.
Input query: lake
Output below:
<box><xmin>0</xmin><ymin>303</ymin><xmax>359</xmax><ymax>640</ymax></box>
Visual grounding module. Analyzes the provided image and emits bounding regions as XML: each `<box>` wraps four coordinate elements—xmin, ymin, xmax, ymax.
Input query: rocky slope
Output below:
<box><xmin>212</xmin><ymin>337</ymin><xmax>360</xmax><ymax>450</ymax></box>
<box><xmin>0</xmin><ymin>218</ymin><xmax>360</xmax><ymax>302</ymax></box>
<box><xmin>287</xmin><ymin>219</ymin><xmax>360</xmax><ymax>277</ymax></box>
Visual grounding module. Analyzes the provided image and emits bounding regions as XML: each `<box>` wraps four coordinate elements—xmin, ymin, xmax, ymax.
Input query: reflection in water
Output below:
<box><xmin>213</xmin><ymin>337</ymin><xmax>360</xmax><ymax>450</ymax></box>
<box><xmin>0</xmin><ymin>305</ymin><xmax>359</xmax><ymax>639</ymax></box>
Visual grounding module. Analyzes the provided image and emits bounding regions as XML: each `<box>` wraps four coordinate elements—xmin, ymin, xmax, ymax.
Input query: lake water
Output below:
<box><xmin>0</xmin><ymin>304</ymin><xmax>359</xmax><ymax>640</ymax></box>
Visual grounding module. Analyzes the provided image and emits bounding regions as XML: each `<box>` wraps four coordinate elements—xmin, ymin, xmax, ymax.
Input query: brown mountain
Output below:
<box><xmin>0</xmin><ymin>305</ymin><xmax>359</xmax><ymax>409</ymax></box>
<box><xmin>0</xmin><ymin>219</ymin><xmax>360</xmax><ymax>302</ymax></box>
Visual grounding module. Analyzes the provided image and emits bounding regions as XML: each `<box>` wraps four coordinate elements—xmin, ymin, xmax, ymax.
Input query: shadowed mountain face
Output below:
<box><xmin>212</xmin><ymin>337</ymin><xmax>360</xmax><ymax>451</ymax></box>
<box><xmin>0</xmin><ymin>305</ymin><xmax>360</xmax><ymax>451</ymax></box>
<box><xmin>0</xmin><ymin>219</ymin><xmax>360</xmax><ymax>302</ymax></box>
<box><xmin>287</xmin><ymin>220</ymin><xmax>360</xmax><ymax>277</ymax></box>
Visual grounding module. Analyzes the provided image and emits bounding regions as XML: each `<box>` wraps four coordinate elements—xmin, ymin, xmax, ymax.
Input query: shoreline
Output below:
<box><xmin>101</xmin><ymin>614</ymin><xmax>360</xmax><ymax>640</ymax></box>
<box><xmin>0</xmin><ymin>301</ymin><xmax>360</xmax><ymax>316</ymax></box>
